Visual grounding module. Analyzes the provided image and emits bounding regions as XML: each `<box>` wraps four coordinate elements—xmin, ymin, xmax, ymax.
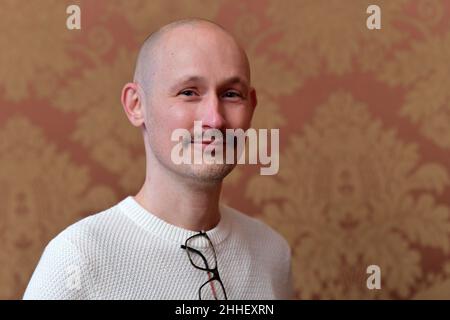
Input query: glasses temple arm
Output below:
<box><xmin>180</xmin><ymin>244</ymin><xmax>211</xmax><ymax>270</ymax></box>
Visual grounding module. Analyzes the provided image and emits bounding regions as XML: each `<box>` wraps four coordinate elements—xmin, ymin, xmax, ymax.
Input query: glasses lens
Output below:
<box><xmin>200</xmin><ymin>279</ymin><xmax>227</xmax><ymax>300</ymax></box>
<box><xmin>185</xmin><ymin>235</ymin><xmax>217</xmax><ymax>270</ymax></box>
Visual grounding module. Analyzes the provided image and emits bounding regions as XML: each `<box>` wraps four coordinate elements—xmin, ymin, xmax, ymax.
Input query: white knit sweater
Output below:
<box><xmin>23</xmin><ymin>196</ymin><xmax>293</xmax><ymax>300</ymax></box>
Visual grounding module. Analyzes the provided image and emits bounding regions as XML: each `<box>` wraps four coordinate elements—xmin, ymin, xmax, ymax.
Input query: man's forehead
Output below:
<box><xmin>160</xmin><ymin>29</ymin><xmax>246</xmax><ymax>61</ymax></box>
<box><xmin>158</xmin><ymin>40</ymin><xmax>250</xmax><ymax>81</ymax></box>
<box><xmin>134</xmin><ymin>19</ymin><xmax>251</xmax><ymax>90</ymax></box>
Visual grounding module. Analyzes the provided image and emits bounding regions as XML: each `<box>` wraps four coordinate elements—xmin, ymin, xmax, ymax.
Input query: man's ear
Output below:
<box><xmin>250</xmin><ymin>87</ymin><xmax>257</xmax><ymax>109</ymax></box>
<box><xmin>121</xmin><ymin>82</ymin><xmax>146</xmax><ymax>127</ymax></box>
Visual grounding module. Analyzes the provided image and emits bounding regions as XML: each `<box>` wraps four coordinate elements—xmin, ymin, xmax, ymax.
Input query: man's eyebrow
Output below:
<box><xmin>169</xmin><ymin>75</ymin><xmax>207</xmax><ymax>92</ymax></box>
<box><xmin>220</xmin><ymin>76</ymin><xmax>249</xmax><ymax>88</ymax></box>
<box><xmin>168</xmin><ymin>75</ymin><xmax>250</xmax><ymax>93</ymax></box>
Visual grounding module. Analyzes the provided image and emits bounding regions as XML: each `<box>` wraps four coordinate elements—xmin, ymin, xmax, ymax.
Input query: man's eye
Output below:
<box><xmin>223</xmin><ymin>91</ymin><xmax>242</xmax><ymax>99</ymax></box>
<box><xmin>179</xmin><ymin>90</ymin><xmax>197</xmax><ymax>97</ymax></box>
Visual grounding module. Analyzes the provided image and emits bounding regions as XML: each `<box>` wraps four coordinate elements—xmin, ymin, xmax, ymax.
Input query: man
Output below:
<box><xmin>24</xmin><ymin>18</ymin><xmax>293</xmax><ymax>300</ymax></box>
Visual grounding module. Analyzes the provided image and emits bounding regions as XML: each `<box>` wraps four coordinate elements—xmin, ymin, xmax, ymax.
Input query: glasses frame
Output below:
<box><xmin>181</xmin><ymin>230</ymin><xmax>228</xmax><ymax>300</ymax></box>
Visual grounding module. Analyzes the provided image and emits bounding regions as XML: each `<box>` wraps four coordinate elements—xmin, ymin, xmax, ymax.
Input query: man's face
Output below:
<box><xmin>143</xmin><ymin>25</ymin><xmax>256</xmax><ymax>182</ymax></box>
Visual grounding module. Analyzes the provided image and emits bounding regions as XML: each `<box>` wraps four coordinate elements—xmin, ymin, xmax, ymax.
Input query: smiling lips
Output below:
<box><xmin>190</xmin><ymin>139</ymin><xmax>224</xmax><ymax>148</ymax></box>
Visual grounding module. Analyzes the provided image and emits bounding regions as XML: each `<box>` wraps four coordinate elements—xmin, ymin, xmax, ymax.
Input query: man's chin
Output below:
<box><xmin>183</xmin><ymin>163</ymin><xmax>236</xmax><ymax>182</ymax></box>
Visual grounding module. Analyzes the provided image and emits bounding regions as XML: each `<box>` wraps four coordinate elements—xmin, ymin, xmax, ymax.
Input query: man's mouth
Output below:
<box><xmin>190</xmin><ymin>139</ymin><xmax>224</xmax><ymax>147</ymax></box>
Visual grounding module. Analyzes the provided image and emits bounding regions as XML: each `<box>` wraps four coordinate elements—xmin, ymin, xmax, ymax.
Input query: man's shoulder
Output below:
<box><xmin>23</xmin><ymin>202</ymin><xmax>125</xmax><ymax>300</ymax></box>
<box><xmin>50</xmin><ymin>200</ymin><xmax>126</xmax><ymax>253</ymax></box>
<box><xmin>220</xmin><ymin>203</ymin><xmax>291</xmax><ymax>256</ymax></box>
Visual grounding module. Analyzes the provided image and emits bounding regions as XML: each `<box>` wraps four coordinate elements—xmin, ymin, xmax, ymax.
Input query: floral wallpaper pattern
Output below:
<box><xmin>0</xmin><ymin>0</ymin><xmax>449</xmax><ymax>299</ymax></box>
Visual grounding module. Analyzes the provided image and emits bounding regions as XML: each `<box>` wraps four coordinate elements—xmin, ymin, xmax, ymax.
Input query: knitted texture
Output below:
<box><xmin>23</xmin><ymin>196</ymin><xmax>292</xmax><ymax>300</ymax></box>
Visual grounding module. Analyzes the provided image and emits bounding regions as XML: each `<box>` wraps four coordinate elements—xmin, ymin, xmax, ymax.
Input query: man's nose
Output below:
<box><xmin>200</xmin><ymin>94</ymin><xmax>226</xmax><ymax>129</ymax></box>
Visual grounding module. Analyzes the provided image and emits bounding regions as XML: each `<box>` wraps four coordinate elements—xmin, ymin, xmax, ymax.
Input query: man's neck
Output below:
<box><xmin>134</xmin><ymin>169</ymin><xmax>223</xmax><ymax>232</ymax></box>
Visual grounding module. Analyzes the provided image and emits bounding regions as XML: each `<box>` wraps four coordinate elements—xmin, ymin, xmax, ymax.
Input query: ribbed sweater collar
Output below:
<box><xmin>118</xmin><ymin>196</ymin><xmax>232</xmax><ymax>247</ymax></box>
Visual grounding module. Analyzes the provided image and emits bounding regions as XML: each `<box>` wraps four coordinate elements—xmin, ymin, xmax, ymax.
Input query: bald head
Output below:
<box><xmin>121</xmin><ymin>18</ymin><xmax>257</xmax><ymax>184</ymax></box>
<box><xmin>133</xmin><ymin>18</ymin><xmax>251</xmax><ymax>99</ymax></box>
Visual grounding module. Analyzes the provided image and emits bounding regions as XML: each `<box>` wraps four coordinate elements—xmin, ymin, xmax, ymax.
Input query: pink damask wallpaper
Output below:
<box><xmin>1</xmin><ymin>0</ymin><xmax>450</xmax><ymax>299</ymax></box>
